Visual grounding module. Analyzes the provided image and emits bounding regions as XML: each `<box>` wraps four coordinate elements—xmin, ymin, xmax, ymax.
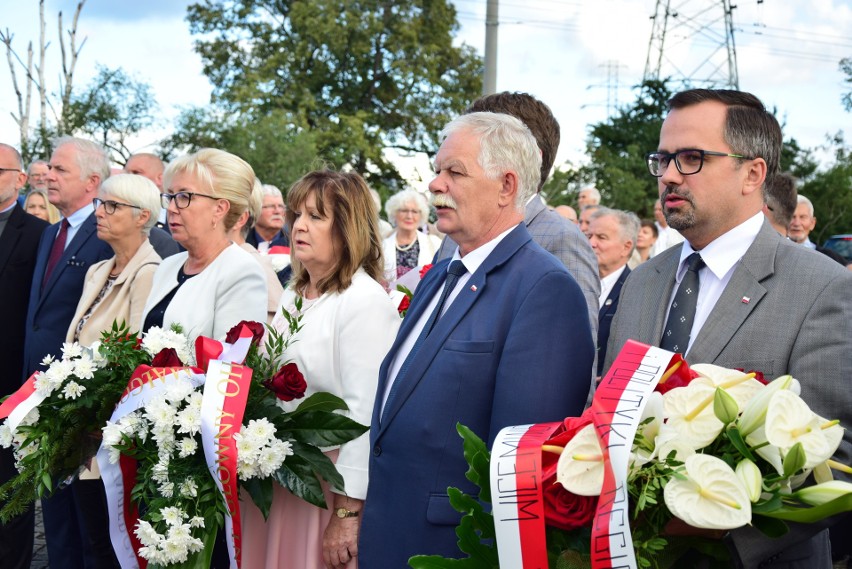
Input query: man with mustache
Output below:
<box><xmin>360</xmin><ymin>112</ymin><xmax>594</xmax><ymax>567</ymax></box>
<box><xmin>603</xmin><ymin>89</ymin><xmax>851</xmax><ymax>568</ymax></box>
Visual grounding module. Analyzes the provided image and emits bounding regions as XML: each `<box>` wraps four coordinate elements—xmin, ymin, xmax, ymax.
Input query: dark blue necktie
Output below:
<box><xmin>382</xmin><ymin>260</ymin><xmax>466</xmax><ymax>421</ymax></box>
<box><xmin>660</xmin><ymin>252</ymin><xmax>705</xmax><ymax>353</ymax></box>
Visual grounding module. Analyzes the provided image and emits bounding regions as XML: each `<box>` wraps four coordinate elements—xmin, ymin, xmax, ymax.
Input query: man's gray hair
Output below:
<box><xmin>261</xmin><ymin>184</ymin><xmax>283</xmax><ymax>199</ymax></box>
<box><xmin>440</xmin><ymin>112</ymin><xmax>541</xmax><ymax>209</ymax></box>
<box><xmin>27</xmin><ymin>157</ymin><xmax>46</xmax><ymax>173</ymax></box>
<box><xmin>579</xmin><ymin>185</ymin><xmax>601</xmax><ymax>203</ymax></box>
<box><xmin>590</xmin><ymin>207</ymin><xmax>640</xmax><ymax>252</ymax></box>
<box><xmin>0</xmin><ymin>143</ymin><xmax>24</xmax><ymax>170</ymax></box>
<box><xmin>385</xmin><ymin>188</ymin><xmax>430</xmax><ymax>224</ymax></box>
<box><xmin>52</xmin><ymin>136</ymin><xmax>110</xmax><ymax>183</ymax></box>
<box><xmin>797</xmin><ymin>194</ymin><xmax>814</xmax><ymax>218</ymax></box>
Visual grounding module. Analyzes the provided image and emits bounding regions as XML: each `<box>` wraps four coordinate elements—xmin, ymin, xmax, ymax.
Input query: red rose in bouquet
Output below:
<box><xmin>397</xmin><ymin>295</ymin><xmax>411</xmax><ymax>315</ymax></box>
<box><xmin>264</xmin><ymin>362</ymin><xmax>307</xmax><ymax>402</ymax></box>
<box><xmin>543</xmin><ymin>481</ymin><xmax>597</xmax><ymax>532</ymax></box>
<box><xmin>225</xmin><ymin>320</ymin><xmax>266</xmax><ymax>346</ymax></box>
<box><xmin>150</xmin><ymin>348</ymin><xmax>183</xmax><ymax>368</ymax></box>
<box><xmin>419</xmin><ymin>264</ymin><xmax>434</xmax><ymax>280</ymax></box>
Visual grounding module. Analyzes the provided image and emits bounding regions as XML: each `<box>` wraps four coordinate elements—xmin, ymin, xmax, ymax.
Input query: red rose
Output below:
<box><xmin>419</xmin><ymin>264</ymin><xmax>434</xmax><ymax>280</ymax></box>
<box><xmin>264</xmin><ymin>362</ymin><xmax>307</xmax><ymax>402</ymax></box>
<box><xmin>151</xmin><ymin>348</ymin><xmax>183</xmax><ymax>368</ymax></box>
<box><xmin>225</xmin><ymin>321</ymin><xmax>266</xmax><ymax>346</ymax></box>
<box><xmin>543</xmin><ymin>480</ymin><xmax>598</xmax><ymax>532</ymax></box>
<box><xmin>397</xmin><ymin>295</ymin><xmax>411</xmax><ymax>315</ymax></box>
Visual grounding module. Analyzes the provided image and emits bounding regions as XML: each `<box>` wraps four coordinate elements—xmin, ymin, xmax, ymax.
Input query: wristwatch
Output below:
<box><xmin>335</xmin><ymin>507</ymin><xmax>360</xmax><ymax>519</ymax></box>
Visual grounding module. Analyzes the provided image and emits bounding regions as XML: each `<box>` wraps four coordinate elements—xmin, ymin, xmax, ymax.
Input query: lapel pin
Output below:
<box><xmin>741</xmin><ymin>296</ymin><xmax>750</xmax><ymax>304</ymax></box>
<box><xmin>604</xmin><ymin>298</ymin><xmax>612</xmax><ymax>306</ymax></box>
<box><xmin>470</xmin><ymin>285</ymin><xmax>477</xmax><ymax>292</ymax></box>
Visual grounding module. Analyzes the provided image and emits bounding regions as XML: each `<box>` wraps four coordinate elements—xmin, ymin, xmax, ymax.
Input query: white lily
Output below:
<box><xmin>765</xmin><ymin>390</ymin><xmax>842</xmax><ymax>469</ymax></box>
<box><xmin>737</xmin><ymin>374</ymin><xmax>800</xmax><ymax>436</ymax></box>
<box><xmin>744</xmin><ymin>425</ymin><xmax>784</xmax><ymax>475</ymax></box>
<box><xmin>690</xmin><ymin>364</ymin><xmax>764</xmax><ymax>410</ymax></box>
<box><xmin>793</xmin><ymin>480</ymin><xmax>852</xmax><ymax>506</ymax></box>
<box><xmin>664</xmin><ymin>454</ymin><xmax>752</xmax><ymax>530</ymax></box>
<box><xmin>555</xmin><ymin>423</ymin><xmax>604</xmax><ymax>496</ymax></box>
<box><xmin>663</xmin><ymin>383</ymin><xmax>724</xmax><ymax>449</ymax></box>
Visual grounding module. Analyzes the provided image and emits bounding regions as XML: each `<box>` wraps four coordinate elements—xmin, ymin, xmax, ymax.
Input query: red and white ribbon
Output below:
<box><xmin>0</xmin><ymin>374</ymin><xmax>41</xmax><ymax>430</ymax></box>
<box><xmin>491</xmin><ymin>422</ymin><xmax>562</xmax><ymax>569</ymax></box>
<box><xmin>588</xmin><ymin>341</ymin><xmax>676</xmax><ymax>569</ymax></box>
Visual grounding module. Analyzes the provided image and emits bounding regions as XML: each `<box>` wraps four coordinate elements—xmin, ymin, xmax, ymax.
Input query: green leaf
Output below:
<box><xmin>782</xmin><ymin>442</ymin><xmax>806</xmax><ymax>478</ymax></box>
<box><xmin>725</xmin><ymin>425</ymin><xmax>756</xmax><ymax>462</ymax></box>
<box><xmin>283</xmin><ymin>411</ymin><xmax>368</xmax><ymax>446</ymax></box>
<box><xmin>759</xmin><ymin>492</ymin><xmax>852</xmax><ymax>523</ymax></box>
<box><xmin>273</xmin><ymin>455</ymin><xmax>328</xmax><ymax>509</ymax></box>
<box><xmin>289</xmin><ymin>392</ymin><xmax>349</xmax><ymax>415</ymax></box>
<box><xmin>287</xmin><ymin>441</ymin><xmax>347</xmax><ymax>495</ymax></box>
<box><xmin>242</xmin><ymin>477</ymin><xmax>274</xmax><ymax>520</ymax></box>
<box><xmin>751</xmin><ymin>515</ymin><xmax>790</xmax><ymax>538</ymax></box>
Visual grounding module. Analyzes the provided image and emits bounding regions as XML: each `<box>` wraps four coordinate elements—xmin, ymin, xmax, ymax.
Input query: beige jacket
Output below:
<box><xmin>66</xmin><ymin>239</ymin><xmax>162</xmax><ymax>346</ymax></box>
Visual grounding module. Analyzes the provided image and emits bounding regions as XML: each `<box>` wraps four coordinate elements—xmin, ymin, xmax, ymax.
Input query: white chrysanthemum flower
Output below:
<box><xmin>21</xmin><ymin>408</ymin><xmax>39</xmax><ymax>425</ymax></box>
<box><xmin>46</xmin><ymin>359</ymin><xmax>75</xmax><ymax>388</ymax></box>
<box><xmin>161</xmin><ymin>506</ymin><xmax>185</xmax><ymax>527</ymax></box>
<box><xmin>87</xmin><ymin>341</ymin><xmax>105</xmax><ymax>364</ymax></box>
<box><xmin>164</xmin><ymin>381</ymin><xmax>194</xmax><ymax>404</ymax></box>
<box><xmin>102</xmin><ymin>421</ymin><xmax>124</xmax><ymax>448</ymax></box>
<box><xmin>62</xmin><ymin>381</ymin><xmax>85</xmax><ymax>399</ymax></box>
<box><xmin>176</xmin><ymin>405</ymin><xmax>201</xmax><ymax>436</ymax></box>
<box><xmin>134</xmin><ymin>519</ymin><xmax>163</xmax><ymax>548</ymax></box>
<box><xmin>159</xmin><ymin>481</ymin><xmax>175</xmax><ymax>498</ymax></box>
<box><xmin>179</xmin><ymin>478</ymin><xmax>198</xmax><ymax>498</ymax></box>
<box><xmin>40</xmin><ymin>354</ymin><xmax>55</xmax><ymax>367</ymax></box>
<box><xmin>73</xmin><ymin>355</ymin><xmax>96</xmax><ymax>380</ymax></box>
<box><xmin>61</xmin><ymin>342</ymin><xmax>83</xmax><ymax>359</ymax></box>
<box><xmin>244</xmin><ymin>417</ymin><xmax>275</xmax><ymax>442</ymax></box>
<box><xmin>177</xmin><ymin>437</ymin><xmax>197</xmax><ymax>458</ymax></box>
<box><xmin>152</xmin><ymin>460</ymin><xmax>170</xmax><ymax>484</ymax></box>
<box><xmin>0</xmin><ymin>424</ymin><xmax>13</xmax><ymax>448</ymax></box>
<box><xmin>33</xmin><ymin>372</ymin><xmax>53</xmax><ymax>396</ymax></box>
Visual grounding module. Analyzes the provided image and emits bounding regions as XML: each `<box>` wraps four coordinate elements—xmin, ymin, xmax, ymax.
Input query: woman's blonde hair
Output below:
<box><xmin>163</xmin><ymin>148</ymin><xmax>255</xmax><ymax>231</ymax></box>
<box><xmin>286</xmin><ymin>169</ymin><xmax>383</xmax><ymax>295</ymax></box>
<box><xmin>24</xmin><ymin>188</ymin><xmax>60</xmax><ymax>223</ymax></box>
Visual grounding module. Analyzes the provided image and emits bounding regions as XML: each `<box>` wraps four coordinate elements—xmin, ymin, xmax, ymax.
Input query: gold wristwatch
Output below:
<box><xmin>335</xmin><ymin>507</ymin><xmax>360</xmax><ymax>518</ymax></box>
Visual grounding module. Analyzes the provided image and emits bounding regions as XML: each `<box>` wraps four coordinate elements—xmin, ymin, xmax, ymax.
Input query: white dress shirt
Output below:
<box><xmin>666</xmin><ymin>212</ymin><xmax>764</xmax><ymax>356</ymax></box>
<box><xmin>599</xmin><ymin>264</ymin><xmax>627</xmax><ymax>308</ymax></box>
<box><xmin>61</xmin><ymin>203</ymin><xmax>96</xmax><ymax>248</ymax></box>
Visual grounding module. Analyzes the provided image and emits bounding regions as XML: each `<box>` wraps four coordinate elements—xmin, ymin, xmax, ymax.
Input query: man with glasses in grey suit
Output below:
<box><xmin>604</xmin><ymin>89</ymin><xmax>851</xmax><ymax>568</ymax></box>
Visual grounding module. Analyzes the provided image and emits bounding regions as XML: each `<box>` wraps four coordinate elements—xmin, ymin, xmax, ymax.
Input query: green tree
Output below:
<box><xmin>841</xmin><ymin>57</ymin><xmax>852</xmax><ymax>112</ymax></box>
<box><xmin>799</xmin><ymin>133</ymin><xmax>852</xmax><ymax>243</ymax></box>
<box><xmin>184</xmin><ymin>0</ymin><xmax>482</xmax><ymax>192</ymax></box>
<box><xmin>64</xmin><ymin>66</ymin><xmax>159</xmax><ymax>163</ymax></box>
<box><xmin>582</xmin><ymin>79</ymin><xmax>673</xmax><ymax>216</ymax></box>
<box><xmin>163</xmin><ymin>107</ymin><xmax>319</xmax><ymax>189</ymax></box>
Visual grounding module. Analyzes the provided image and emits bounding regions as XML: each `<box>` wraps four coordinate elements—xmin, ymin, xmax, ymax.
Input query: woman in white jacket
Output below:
<box><xmin>381</xmin><ymin>188</ymin><xmax>440</xmax><ymax>284</ymax></box>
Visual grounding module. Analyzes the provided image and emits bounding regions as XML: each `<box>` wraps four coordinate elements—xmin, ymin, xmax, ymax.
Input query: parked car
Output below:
<box><xmin>822</xmin><ymin>234</ymin><xmax>852</xmax><ymax>263</ymax></box>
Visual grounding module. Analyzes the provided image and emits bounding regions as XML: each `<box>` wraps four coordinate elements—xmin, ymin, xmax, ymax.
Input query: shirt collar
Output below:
<box><xmin>450</xmin><ymin>223</ymin><xmax>521</xmax><ymax>276</ymax></box>
<box><xmin>64</xmin><ymin>202</ymin><xmax>96</xmax><ymax>228</ymax></box>
<box><xmin>679</xmin><ymin>211</ymin><xmax>764</xmax><ymax>279</ymax></box>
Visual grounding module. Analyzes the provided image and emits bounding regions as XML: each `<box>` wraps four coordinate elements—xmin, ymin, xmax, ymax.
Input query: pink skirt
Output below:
<box><xmin>240</xmin><ymin>450</ymin><xmax>358</xmax><ymax>569</ymax></box>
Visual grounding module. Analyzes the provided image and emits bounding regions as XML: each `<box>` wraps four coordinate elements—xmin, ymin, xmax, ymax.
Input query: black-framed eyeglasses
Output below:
<box><xmin>645</xmin><ymin>149</ymin><xmax>755</xmax><ymax>177</ymax></box>
<box><xmin>160</xmin><ymin>191</ymin><xmax>220</xmax><ymax>210</ymax></box>
<box><xmin>93</xmin><ymin>197</ymin><xmax>142</xmax><ymax>215</ymax></box>
<box><xmin>0</xmin><ymin>167</ymin><xmax>21</xmax><ymax>174</ymax></box>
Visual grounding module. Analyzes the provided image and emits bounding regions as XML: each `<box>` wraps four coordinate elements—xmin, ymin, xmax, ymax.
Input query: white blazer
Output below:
<box><xmin>382</xmin><ymin>230</ymin><xmax>441</xmax><ymax>283</ymax></box>
<box><xmin>140</xmin><ymin>243</ymin><xmax>267</xmax><ymax>342</ymax></box>
<box><xmin>268</xmin><ymin>269</ymin><xmax>400</xmax><ymax>499</ymax></box>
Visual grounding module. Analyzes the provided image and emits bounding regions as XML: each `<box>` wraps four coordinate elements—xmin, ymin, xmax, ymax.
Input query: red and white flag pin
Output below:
<box><xmin>741</xmin><ymin>296</ymin><xmax>750</xmax><ymax>304</ymax></box>
<box><xmin>470</xmin><ymin>285</ymin><xmax>477</xmax><ymax>292</ymax></box>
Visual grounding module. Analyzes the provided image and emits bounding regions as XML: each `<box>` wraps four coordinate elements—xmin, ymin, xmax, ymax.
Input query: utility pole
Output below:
<box><xmin>483</xmin><ymin>0</ymin><xmax>498</xmax><ymax>95</ymax></box>
<box><xmin>643</xmin><ymin>0</ymin><xmax>740</xmax><ymax>90</ymax></box>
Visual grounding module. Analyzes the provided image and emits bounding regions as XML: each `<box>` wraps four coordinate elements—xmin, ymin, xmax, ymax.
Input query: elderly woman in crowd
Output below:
<box><xmin>635</xmin><ymin>218</ymin><xmax>658</xmax><ymax>265</ymax></box>
<box><xmin>140</xmin><ymin>148</ymin><xmax>266</xmax><ymax>340</ymax></box>
<box><xmin>227</xmin><ymin>178</ymin><xmax>285</xmax><ymax>323</ymax></box>
<box><xmin>382</xmin><ymin>188</ymin><xmax>440</xmax><ymax>283</ymax></box>
<box><xmin>242</xmin><ymin>169</ymin><xmax>400</xmax><ymax>569</ymax></box>
<box><xmin>64</xmin><ymin>173</ymin><xmax>163</xmax><ymax>568</ymax></box>
<box><xmin>24</xmin><ymin>188</ymin><xmax>60</xmax><ymax>223</ymax></box>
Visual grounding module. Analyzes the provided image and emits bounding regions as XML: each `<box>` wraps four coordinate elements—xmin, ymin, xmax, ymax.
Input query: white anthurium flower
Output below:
<box><xmin>744</xmin><ymin>425</ymin><xmax>784</xmax><ymax>475</ymax></box>
<box><xmin>555</xmin><ymin>423</ymin><xmax>604</xmax><ymax>496</ymax></box>
<box><xmin>690</xmin><ymin>364</ymin><xmax>765</xmax><ymax>410</ymax></box>
<box><xmin>664</xmin><ymin>454</ymin><xmax>752</xmax><ymax>530</ymax></box>
<box><xmin>631</xmin><ymin>392</ymin><xmax>665</xmax><ymax>471</ymax></box>
<box><xmin>737</xmin><ymin>374</ymin><xmax>800</xmax><ymax>436</ymax></box>
<box><xmin>765</xmin><ymin>390</ymin><xmax>839</xmax><ymax>469</ymax></box>
<box><xmin>654</xmin><ymin>425</ymin><xmax>696</xmax><ymax>464</ymax></box>
<box><xmin>813</xmin><ymin>460</ymin><xmax>834</xmax><ymax>484</ymax></box>
<box><xmin>793</xmin><ymin>480</ymin><xmax>852</xmax><ymax>506</ymax></box>
<box><xmin>663</xmin><ymin>383</ymin><xmax>724</xmax><ymax>450</ymax></box>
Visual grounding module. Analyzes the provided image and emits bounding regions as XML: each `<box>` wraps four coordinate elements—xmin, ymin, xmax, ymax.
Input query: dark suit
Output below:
<box><xmin>246</xmin><ymin>227</ymin><xmax>289</xmax><ymax>249</ymax></box>
<box><xmin>148</xmin><ymin>226</ymin><xmax>180</xmax><ymax>258</ymax></box>
<box><xmin>596</xmin><ymin>264</ymin><xmax>629</xmax><ymax>377</ymax></box>
<box><xmin>604</xmin><ymin>220</ymin><xmax>852</xmax><ymax>569</ymax></box>
<box><xmin>0</xmin><ymin>205</ymin><xmax>48</xmax><ymax>569</ymax></box>
<box><xmin>359</xmin><ymin>224</ymin><xmax>594</xmax><ymax>567</ymax></box>
<box><xmin>24</xmin><ymin>212</ymin><xmax>112</xmax><ymax>569</ymax></box>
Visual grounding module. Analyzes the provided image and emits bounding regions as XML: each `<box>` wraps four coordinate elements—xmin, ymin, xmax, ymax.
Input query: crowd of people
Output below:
<box><xmin>0</xmin><ymin>86</ymin><xmax>850</xmax><ymax>569</ymax></box>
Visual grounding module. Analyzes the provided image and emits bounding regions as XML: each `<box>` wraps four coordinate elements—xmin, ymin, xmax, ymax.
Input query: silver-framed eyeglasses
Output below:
<box><xmin>397</xmin><ymin>208</ymin><xmax>421</xmax><ymax>217</ymax></box>
<box><xmin>645</xmin><ymin>149</ymin><xmax>755</xmax><ymax>177</ymax></box>
<box><xmin>93</xmin><ymin>198</ymin><xmax>142</xmax><ymax>215</ymax></box>
<box><xmin>160</xmin><ymin>191</ymin><xmax>220</xmax><ymax>210</ymax></box>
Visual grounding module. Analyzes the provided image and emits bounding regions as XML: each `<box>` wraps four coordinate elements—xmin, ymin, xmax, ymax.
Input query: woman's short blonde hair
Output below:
<box><xmin>99</xmin><ymin>174</ymin><xmax>162</xmax><ymax>235</ymax></box>
<box><xmin>24</xmin><ymin>188</ymin><xmax>60</xmax><ymax>223</ymax></box>
<box><xmin>384</xmin><ymin>189</ymin><xmax>430</xmax><ymax>226</ymax></box>
<box><xmin>163</xmin><ymin>148</ymin><xmax>255</xmax><ymax>231</ymax></box>
<box><xmin>286</xmin><ymin>169</ymin><xmax>383</xmax><ymax>295</ymax></box>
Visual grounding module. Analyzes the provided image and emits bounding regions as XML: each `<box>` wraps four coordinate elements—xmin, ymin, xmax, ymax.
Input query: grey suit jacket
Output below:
<box><xmin>604</xmin><ymin>219</ymin><xmax>852</xmax><ymax>569</ymax></box>
<box><xmin>435</xmin><ymin>196</ymin><xmax>600</xmax><ymax>349</ymax></box>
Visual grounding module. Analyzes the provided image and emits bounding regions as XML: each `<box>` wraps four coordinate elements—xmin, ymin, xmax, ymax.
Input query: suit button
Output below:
<box><xmin>372</xmin><ymin>445</ymin><xmax>382</xmax><ymax>457</ymax></box>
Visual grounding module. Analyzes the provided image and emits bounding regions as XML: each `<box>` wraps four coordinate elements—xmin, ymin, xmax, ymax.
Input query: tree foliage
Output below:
<box><xmin>163</xmin><ymin>107</ymin><xmax>319</xmax><ymax>189</ymax></box>
<box><xmin>799</xmin><ymin>133</ymin><xmax>852</xmax><ymax>243</ymax></box>
<box><xmin>184</xmin><ymin>0</ymin><xmax>482</xmax><ymax>191</ymax></box>
<box><xmin>841</xmin><ymin>57</ymin><xmax>852</xmax><ymax>112</ymax></box>
<box><xmin>65</xmin><ymin>66</ymin><xmax>159</xmax><ymax>163</ymax></box>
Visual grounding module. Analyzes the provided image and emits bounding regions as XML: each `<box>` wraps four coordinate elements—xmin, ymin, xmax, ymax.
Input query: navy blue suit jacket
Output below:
<box><xmin>359</xmin><ymin>224</ymin><xmax>594</xmax><ymax>568</ymax></box>
<box><xmin>596</xmin><ymin>265</ymin><xmax>629</xmax><ymax>377</ymax></box>
<box><xmin>23</xmin><ymin>213</ymin><xmax>112</xmax><ymax>379</ymax></box>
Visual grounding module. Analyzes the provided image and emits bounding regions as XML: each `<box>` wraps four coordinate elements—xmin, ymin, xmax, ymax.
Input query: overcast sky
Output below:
<box><xmin>2</xmin><ymin>0</ymin><xmax>850</xmax><ymax>184</ymax></box>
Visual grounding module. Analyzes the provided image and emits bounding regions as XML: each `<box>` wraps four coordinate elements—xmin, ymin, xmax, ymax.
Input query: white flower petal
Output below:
<box><xmin>555</xmin><ymin>423</ymin><xmax>604</xmax><ymax>496</ymax></box>
<box><xmin>664</xmin><ymin>454</ymin><xmax>751</xmax><ymax>530</ymax></box>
